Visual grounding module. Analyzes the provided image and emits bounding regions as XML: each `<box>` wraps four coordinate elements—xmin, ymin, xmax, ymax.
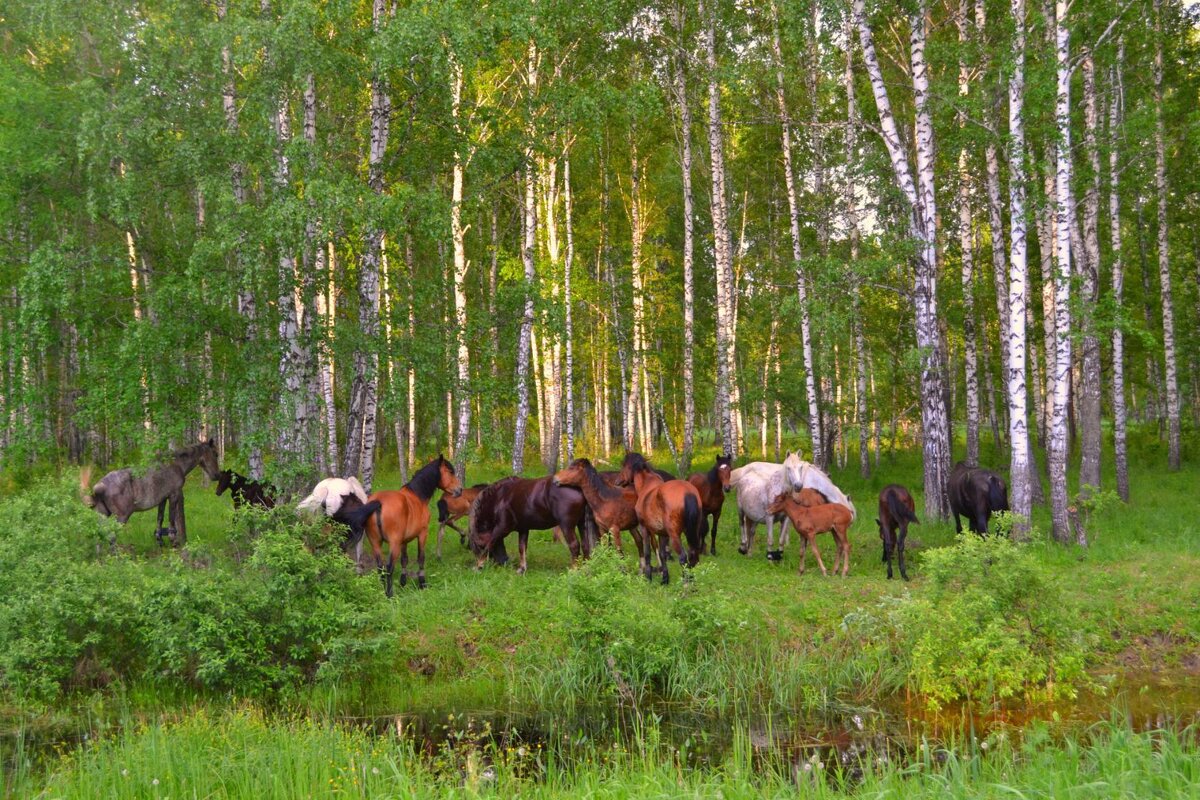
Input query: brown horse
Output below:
<box><xmin>363</xmin><ymin>455</ymin><xmax>462</xmax><ymax>595</ymax></box>
<box><xmin>435</xmin><ymin>483</ymin><xmax>488</xmax><ymax>558</ymax></box>
<box><xmin>468</xmin><ymin>476</ymin><xmax>594</xmax><ymax>573</ymax></box>
<box><xmin>553</xmin><ymin>458</ymin><xmax>640</xmax><ymax>553</ymax></box>
<box><xmin>877</xmin><ymin>484</ymin><xmax>919</xmax><ymax>580</ymax></box>
<box><xmin>82</xmin><ymin>439</ymin><xmax>221</xmax><ymax>547</ymax></box>
<box><xmin>687</xmin><ymin>455</ymin><xmax>732</xmax><ymax>556</ymax></box>
<box><xmin>618</xmin><ymin>453</ymin><xmax>704</xmax><ymax>584</ymax></box>
<box><xmin>766</xmin><ymin>493</ymin><xmax>853</xmax><ymax>577</ymax></box>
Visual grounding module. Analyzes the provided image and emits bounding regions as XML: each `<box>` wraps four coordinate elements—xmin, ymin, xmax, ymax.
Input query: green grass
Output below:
<box><xmin>14</xmin><ymin>707</ymin><xmax>1200</xmax><ymax>799</ymax></box>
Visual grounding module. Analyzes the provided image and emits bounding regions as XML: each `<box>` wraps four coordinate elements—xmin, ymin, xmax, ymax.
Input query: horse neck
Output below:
<box><xmin>174</xmin><ymin>447</ymin><xmax>204</xmax><ymax>476</ymax></box>
<box><xmin>580</xmin><ymin>467</ymin><xmax>619</xmax><ymax>504</ymax></box>
<box><xmin>633</xmin><ymin>471</ymin><xmax>662</xmax><ymax>496</ymax></box>
<box><xmin>405</xmin><ymin>463</ymin><xmax>443</xmax><ymax>502</ymax></box>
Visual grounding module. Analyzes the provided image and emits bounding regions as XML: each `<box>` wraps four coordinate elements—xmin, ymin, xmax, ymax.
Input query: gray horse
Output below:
<box><xmin>82</xmin><ymin>439</ymin><xmax>220</xmax><ymax>546</ymax></box>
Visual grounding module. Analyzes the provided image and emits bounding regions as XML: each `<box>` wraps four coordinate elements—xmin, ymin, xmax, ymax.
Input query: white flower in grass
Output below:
<box><xmin>152</xmin><ymin>778</ymin><xmax>159</xmax><ymax>786</ymax></box>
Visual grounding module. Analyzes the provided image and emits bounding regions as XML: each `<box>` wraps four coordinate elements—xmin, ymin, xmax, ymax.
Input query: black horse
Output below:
<box><xmin>877</xmin><ymin>483</ymin><xmax>919</xmax><ymax>580</ymax></box>
<box><xmin>215</xmin><ymin>469</ymin><xmax>276</xmax><ymax>509</ymax></box>
<box><xmin>948</xmin><ymin>462</ymin><xmax>1009</xmax><ymax>535</ymax></box>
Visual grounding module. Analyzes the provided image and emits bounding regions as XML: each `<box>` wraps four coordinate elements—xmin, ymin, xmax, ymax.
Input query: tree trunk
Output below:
<box><xmin>449</xmin><ymin>52</ymin><xmax>472</xmax><ymax>478</ymax></box>
<box><xmin>563</xmin><ymin>149</ymin><xmax>576</xmax><ymax>463</ymax></box>
<box><xmin>512</xmin><ymin>41</ymin><xmax>538</xmax><ymax>474</ymax></box>
<box><xmin>1048</xmin><ymin>0</ymin><xmax>1074</xmax><ymax>543</ymax></box>
<box><xmin>1154</xmin><ymin>0</ymin><xmax>1182</xmax><ymax>471</ymax></box>
<box><xmin>670</xmin><ymin>46</ymin><xmax>696</xmax><ymax>475</ymax></box>
<box><xmin>704</xmin><ymin>0</ymin><xmax>737</xmax><ymax>457</ymax></box>
<box><xmin>1108</xmin><ymin>48</ymin><xmax>1130</xmax><ymax>502</ymax></box>
<box><xmin>629</xmin><ymin>142</ymin><xmax>649</xmax><ymax>456</ymax></box>
<box><xmin>957</xmin><ymin>0</ymin><xmax>979</xmax><ymax>467</ymax></box>
<box><xmin>1006</xmin><ymin>0</ymin><xmax>1034</xmax><ymax>529</ymax></box>
<box><xmin>772</xmin><ymin>2</ymin><xmax>823</xmax><ymax>466</ymax></box>
<box><xmin>843</xmin><ymin>13</ymin><xmax>869</xmax><ymax>479</ymax></box>
<box><xmin>1077</xmin><ymin>51</ymin><xmax>1103</xmax><ymax>494</ymax></box>
<box><xmin>855</xmin><ymin>0</ymin><xmax>951</xmax><ymax>519</ymax></box>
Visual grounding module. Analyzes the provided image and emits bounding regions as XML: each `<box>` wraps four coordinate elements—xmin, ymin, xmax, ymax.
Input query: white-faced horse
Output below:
<box><xmin>731</xmin><ymin>452</ymin><xmax>855</xmax><ymax>560</ymax></box>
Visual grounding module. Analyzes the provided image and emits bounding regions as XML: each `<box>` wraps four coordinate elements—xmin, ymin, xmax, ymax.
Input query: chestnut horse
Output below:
<box><xmin>468</xmin><ymin>476</ymin><xmax>593</xmax><ymax>573</ymax></box>
<box><xmin>618</xmin><ymin>453</ymin><xmax>704</xmax><ymax>584</ymax></box>
<box><xmin>766</xmin><ymin>493</ymin><xmax>853</xmax><ymax>577</ymax></box>
<box><xmin>553</xmin><ymin>458</ymin><xmax>640</xmax><ymax>553</ymax></box>
<box><xmin>687</xmin><ymin>455</ymin><xmax>732</xmax><ymax>556</ymax></box>
<box><xmin>435</xmin><ymin>483</ymin><xmax>488</xmax><ymax>558</ymax></box>
<box><xmin>877</xmin><ymin>484</ymin><xmax>918</xmax><ymax>580</ymax></box>
<box><xmin>364</xmin><ymin>455</ymin><xmax>462</xmax><ymax>595</ymax></box>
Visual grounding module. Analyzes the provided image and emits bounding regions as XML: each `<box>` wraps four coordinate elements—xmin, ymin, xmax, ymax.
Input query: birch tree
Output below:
<box><xmin>1154</xmin><ymin>0</ymin><xmax>1182</xmax><ymax>471</ymax></box>
<box><xmin>1108</xmin><ymin>47</ymin><xmax>1130</xmax><ymax>502</ymax></box>
<box><xmin>854</xmin><ymin>0</ymin><xmax>952</xmax><ymax>518</ymax></box>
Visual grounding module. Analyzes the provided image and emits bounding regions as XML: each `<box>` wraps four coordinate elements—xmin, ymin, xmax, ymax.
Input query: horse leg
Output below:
<box><xmin>436</xmin><ymin>522</ymin><xmax>445</xmax><ymax>559</ymax></box>
<box><xmin>737</xmin><ymin>510</ymin><xmax>749</xmax><ymax>555</ymax></box>
<box><xmin>417</xmin><ymin>532</ymin><xmax>427</xmax><ymax>589</ymax></box>
<box><xmin>898</xmin><ymin>522</ymin><xmax>909</xmax><ymax>581</ymax></box>
<box><xmin>399</xmin><ymin>540</ymin><xmax>409</xmax><ymax>588</ymax></box>
<box><xmin>797</xmin><ymin>536</ymin><xmax>808</xmax><ymax>575</ymax></box>
<box><xmin>658</xmin><ymin>535</ymin><xmax>670</xmax><ymax>586</ymax></box>
<box><xmin>883</xmin><ymin>523</ymin><xmax>895</xmax><ymax>579</ymax></box>
<box><xmin>384</xmin><ymin>552</ymin><xmax>396</xmax><ymax>597</ymax></box>
<box><xmin>174</xmin><ymin>493</ymin><xmax>187</xmax><ymax>546</ymax></box>
<box><xmin>953</xmin><ymin>509</ymin><xmax>963</xmax><ymax>535</ymax></box>
<box><xmin>155</xmin><ymin>499</ymin><xmax>168</xmax><ymax>546</ymax></box>
<box><xmin>810</xmin><ymin>537</ymin><xmax>828</xmax><ymax>577</ymax></box>
<box><xmin>518</xmin><ymin>530</ymin><xmax>529</xmax><ymax>575</ymax></box>
<box><xmin>710</xmin><ymin>509</ymin><xmax>721</xmax><ymax>557</ymax></box>
<box><xmin>639</xmin><ymin>526</ymin><xmax>653</xmax><ymax>581</ymax></box>
<box><xmin>779</xmin><ymin>517</ymin><xmax>791</xmax><ymax>549</ymax></box>
<box><xmin>839</xmin><ymin>531</ymin><xmax>851</xmax><ymax>577</ymax></box>
<box><xmin>612</xmin><ymin>527</ymin><xmax>624</xmax><ymax>554</ymax></box>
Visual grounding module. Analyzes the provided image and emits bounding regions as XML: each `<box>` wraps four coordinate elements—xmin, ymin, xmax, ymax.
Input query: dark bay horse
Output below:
<box><xmin>876</xmin><ymin>484</ymin><xmax>919</xmax><ymax>581</ymax></box>
<box><xmin>948</xmin><ymin>462</ymin><xmax>1009</xmax><ymax>535</ymax></box>
<box><xmin>687</xmin><ymin>455</ymin><xmax>732</xmax><ymax>556</ymax></box>
<box><xmin>618</xmin><ymin>452</ymin><xmax>704</xmax><ymax>584</ymax></box>
<box><xmin>468</xmin><ymin>476</ymin><xmax>593</xmax><ymax>574</ymax></box>
<box><xmin>82</xmin><ymin>438</ymin><xmax>220</xmax><ymax>546</ymax></box>
<box><xmin>364</xmin><ymin>455</ymin><xmax>462</xmax><ymax>595</ymax></box>
<box><xmin>436</xmin><ymin>483</ymin><xmax>488</xmax><ymax>558</ymax></box>
<box><xmin>216</xmin><ymin>470</ymin><xmax>275</xmax><ymax>509</ymax></box>
<box><xmin>553</xmin><ymin>458</ymin><xmax>640</xmax><ymax>553</ymax></box>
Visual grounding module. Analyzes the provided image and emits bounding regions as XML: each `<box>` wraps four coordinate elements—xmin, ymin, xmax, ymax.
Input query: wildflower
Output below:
<box><xmin>121</xmin><ymin>769</ymin><xmax>129</xmax><ymax>777</ymax></box>
<box><xmin>802</xmin><ymin>763</ymin><xmax>812</xmax><ymax>773</ymax></box>
<box><xmin>152</xmin><ymin>778</ymin><xmax>159</xmax><ymax>786</ymax></box>
<box><xmin>852</xmin><ymin>714</ymin><xmax>864</xmax><ymax>730</ymax></box>
<box><xmin>981</xmin><ymin>740</ymin><xmax>990</xmax><ymax>751</ymax></box>
<box><xmin>372</xmin><ymin>767</ymin><xmax>380</xmax><ymax>775</ymax></box>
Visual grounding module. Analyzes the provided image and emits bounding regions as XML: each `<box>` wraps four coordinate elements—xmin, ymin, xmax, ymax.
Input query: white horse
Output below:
<box><xmin>731</xmin><ymin>452</ymin><xmax>855</xmax><ymax>558</ymax></box>
<box><xmin>296</xmin><ymin>477</ymin><xmax>369</xmax><ymax>517</ymax></box>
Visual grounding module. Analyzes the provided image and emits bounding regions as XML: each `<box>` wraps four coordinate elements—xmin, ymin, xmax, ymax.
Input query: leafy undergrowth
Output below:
<box><xmin>16</xmin><ymin>707</ymin><xmax>1200</xmax><ymax>799</ymax></box>
<box><xmin>1</xmin><ymin>438</ymin><xmax>1198</xmax><ymax>719</ymax></box>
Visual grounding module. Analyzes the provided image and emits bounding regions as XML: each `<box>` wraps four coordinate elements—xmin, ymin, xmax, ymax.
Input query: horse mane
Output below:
<box><xmin>470</xmin><ymin>477</ymin><xmax>523</xmax><ymax>537</ymax></box>
<box><xmin>406</xmin><ymin>457</ymin><xmax>449</xmax><ymax>501</ymax></box>
<box><xmin>576</xmin><ymin>459</ymin><xmax>623</xmax><ymax>501</ymax></box>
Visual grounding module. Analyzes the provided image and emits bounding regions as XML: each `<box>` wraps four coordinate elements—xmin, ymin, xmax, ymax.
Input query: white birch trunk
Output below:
<box><xmin>563</xmin><ymin>150</ymin><xmax>576</xmax><ymax>462</ymax></box>
<box><xmin>1048</xmin><ymin>0</ymin><xmax>1074</xmax><ymax>543</ymax></box>
<box><xmin>855</xmin><ymin>0</ymin><xmax>951</xmax><ymax>518</ymax></box>
<box><xmin>449</xmin><ymin>53</ymin><xmax>472</xmax><ymax>477</ymax></box>
<box><xmin>1077</xmin><ymin>51</ymin><xmax>1103</xmax><ymax>493</ymax></box>
<box><xmin>670</xmin><ymin>46</ymin><xmax>696</xmax><ymax>474</ymax></box>
<box><xmin>772</xmin><ymin>2</ymin><xmax>823</xmax><ymax>467</ymax></box>
<box><xmin>1108</xmin><ymin>49</ymin><xmax>1130</xmax><ymax>502</ymax></box>
<box><xmin>512</xmin><ymin>41</ymin><xmax>538</xmax><ymax>474</ymax></box>
<box><xmin>957</xmin><ymin>0</ymin><xmax>979</xmax><ymax>467</ymax></box>
<box><xmin>704</xmin><ymin>0</ymin><xmax>737</xmax><ymax>457</ymax></box>
<box><xmin>1006</xmin><ymin>0</ymin><xmax>1034</xmax><ymax>526</ymax></box>
<box><xmin>1154</xmin><ymin>0</ymin><xmax>1182</xmax><ymax>471</ymax></box>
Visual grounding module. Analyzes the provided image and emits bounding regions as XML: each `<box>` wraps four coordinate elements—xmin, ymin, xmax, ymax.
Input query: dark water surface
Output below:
<box><xmin>4</xmin><ymin>670</ymin><xmax>1199</xmax><ymax>792</ymax></box>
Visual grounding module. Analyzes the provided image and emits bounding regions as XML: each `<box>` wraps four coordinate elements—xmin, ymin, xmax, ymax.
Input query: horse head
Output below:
<box><xmin>552</xmin><ymin>458</ymin><xmax>590</xmax><ymax>488</ymax></box>
<box><xmin>616</xmin><ymin>452</ymin><xmax>649</xmax><ymax>487</ymax></box>
<box><xmin>716</xmin><ymin>455</ymin><xmax>733</xmax><ymax>493</ymax></box>
<box><xmin>782</xmin><ymin>451</ymin><xmax>806</xmax><ymax>490</ymax></box>
<box><xmin>215</xmin><ymin>469</ymin><xmax>233</xmax><ymax>496</ymax></box>
<box><xmin>198</xmin><ymin>438</ymin><xmax>221</xmax><ymax>481</ymax></box>
<box><xmin>437</xmin><ymin>454</ymin><xmax>463</xmax><ymax>497</ymax></box>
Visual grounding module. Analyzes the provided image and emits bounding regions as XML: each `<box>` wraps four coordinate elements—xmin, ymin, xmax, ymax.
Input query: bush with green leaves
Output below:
<box><xmin>900</xmin><ymin>533</ymin><xmax>1090</xmax><ymax>709</ymax></box>
<box><xmin>0</xmin><ymin>479</ymin><xmax>394</xmax><ymax>703</ymax></box>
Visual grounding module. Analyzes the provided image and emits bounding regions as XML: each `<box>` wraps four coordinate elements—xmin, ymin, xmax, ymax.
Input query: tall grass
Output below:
<box><xmin>18</xmin><ymin>708</ymin><xmax>1200</xmax><ymax>799</ymax></box>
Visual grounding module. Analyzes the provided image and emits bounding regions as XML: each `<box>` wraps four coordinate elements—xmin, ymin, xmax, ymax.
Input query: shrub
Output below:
<box><xmin>0</xmin><ymin>479</ymin><xmax>393</xmax><ymax>702</ymax></box>
<box><xmin>902</xmin><ymin>533</ymin><xmax>1090</xmax><ymax>709</ymax></box>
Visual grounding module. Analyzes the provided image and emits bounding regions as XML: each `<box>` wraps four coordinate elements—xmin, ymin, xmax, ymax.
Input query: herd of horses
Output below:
<box><xmin>80</xmin><ymin>439</ymin><xmax>1013</xmax><ymax>595</ymax></box>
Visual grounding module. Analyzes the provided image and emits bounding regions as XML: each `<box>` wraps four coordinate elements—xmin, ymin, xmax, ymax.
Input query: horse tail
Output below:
<box><xmin>437</xmin><ymin>497</ymin><xmax>450</xmax><ymax>523</ymax></box>
<box><xmin>683</xmin><ymin>493</ymin><xmax>702</xmax><ymax>551</ymax></box>
<box><xmin>296</xmin><ymin>483</ymin><xmax>327</xmax><ymax>514</ymax></box>
<box><xmin>886</xmin><ymin>491</ymin><xmax>919</xmax><ymax>525</ymax></box>
<box><xmin>988</xmin><ymin>475</ymin><xmax>1009</xmax><ymax>512</ymax></box>
<box><xmin>341</xmin><ymin>500</ymin><xmax>382</xmax><ymax>551</ymax></box>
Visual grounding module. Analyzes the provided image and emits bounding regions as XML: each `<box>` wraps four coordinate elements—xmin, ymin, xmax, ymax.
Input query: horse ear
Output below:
<box><xmin>207</xmin><ymin>437</ymin><xmax>215</xmax><ymax>448</ymax></box>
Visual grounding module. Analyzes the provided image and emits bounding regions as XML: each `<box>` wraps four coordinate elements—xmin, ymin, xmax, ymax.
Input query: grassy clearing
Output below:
<box><xmin>12</xmin><ymin>707</ymin><xmax>1200</xmax><ymax>799</ymax></box>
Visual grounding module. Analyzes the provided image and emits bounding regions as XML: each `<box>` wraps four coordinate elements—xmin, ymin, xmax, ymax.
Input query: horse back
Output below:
<box><xmin>369</xmin><ymin>489</ymin><xmax>431</xmax><ymax>544</ymax></box>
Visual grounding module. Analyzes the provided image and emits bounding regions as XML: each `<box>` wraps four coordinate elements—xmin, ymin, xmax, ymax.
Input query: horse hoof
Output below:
<box><xmin>737</xmin><ymin>546</ymin><xmax>748</xmax><ymax>556</ymax></box>
<box><xmin>418</xmin><ymin>576</ymin><xmax>427</xmax><ymax>589</ymax></box>
<box><xmin>399</xmin><ymin>575</ymin><xmax>408</xmax><ymax>588</ymax></box>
